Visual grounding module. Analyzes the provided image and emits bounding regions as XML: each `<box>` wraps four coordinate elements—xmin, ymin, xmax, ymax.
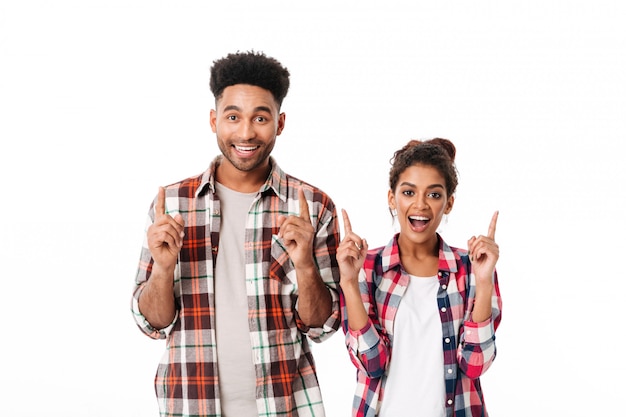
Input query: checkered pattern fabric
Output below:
<box><xmin>132</xmin><ymin>157</ymin><xmax>341</xmax><ymax>417</ymax></box>
<box><xmin>341</xmin><ymin>234</ymin><xmax>502</xmax><ymax>417</ymax></box>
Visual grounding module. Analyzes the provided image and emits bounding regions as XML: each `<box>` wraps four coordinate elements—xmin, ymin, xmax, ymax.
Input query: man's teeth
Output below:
<box><xmin>235</xmin><ymin>145</ymin><xmax>257</xmax><ymax>151</ymax></box>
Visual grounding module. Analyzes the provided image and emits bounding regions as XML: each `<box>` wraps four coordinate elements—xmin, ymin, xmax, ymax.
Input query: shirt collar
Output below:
<box><xmin>195</xmin><ymin>156</ymin><xmax>286</xmax><ymax>201</ymax></box>
<box><xmin>380</xmin><ymin>233</ymin><xmax>460</xmax><ymax>274</ymax></box>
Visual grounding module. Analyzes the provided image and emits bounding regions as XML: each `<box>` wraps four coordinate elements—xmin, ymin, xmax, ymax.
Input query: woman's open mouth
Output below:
<box><xmin>408</xmin><ymin>215</ymin><xmax>430</xmax><ymax>232</ymax></box>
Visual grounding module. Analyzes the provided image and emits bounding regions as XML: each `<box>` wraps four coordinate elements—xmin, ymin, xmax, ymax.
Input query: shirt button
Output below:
<box><xmin>441</xmin><ymin>307</ymin><xmax>447</xmax><ymax>312</ymax></box>
<box><xmin>447</xmin><ymin>368</ymin><xmax>453</xmax><ymax>374</ymax></box>
<box><xmin>442</xmin><ymin>284</ymin><xmax>447</xmax><ymax>290</ymax></box>
<box><xmin>447</xmin><ymin>399</ymin><xmax>453</xmax><ymax>405</ymax></box>
<box><xmin>444</xmin><ymin>338</ymin><xmax>451</xmax><ymax>343</ymax></box>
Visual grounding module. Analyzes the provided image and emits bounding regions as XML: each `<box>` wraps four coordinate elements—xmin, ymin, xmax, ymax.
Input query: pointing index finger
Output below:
<box><xmin>298</xmin><ymin>187</ymin><xmax>311</xmax><ymax>223</ymax></box>
<box><xmin>342</xmin><ymin>209</ymin><xmax>353</xmax><ymax>235</ymax></box>
<box><xmin>487</xmin><ymin>210</ymin><xmax>499</xmax><ymax>239</ymax></box>
<box><xmin>155</xmin><ymin>186</ymin><xmax>166</xmax><ymax>217</ymax></box>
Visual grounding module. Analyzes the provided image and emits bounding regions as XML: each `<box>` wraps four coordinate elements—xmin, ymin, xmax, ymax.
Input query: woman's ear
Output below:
<box><xmin>444</xmin><ymin>195</ymin><xmax>455</xmax><ymax>214</ymax></box>
<box><xmin>387</xmin><ymin>189</ymin><xmax>395</xmax><ymax>211</ymax></box>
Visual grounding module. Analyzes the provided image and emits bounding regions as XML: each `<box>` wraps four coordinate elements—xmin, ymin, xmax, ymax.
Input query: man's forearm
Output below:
<box><xmin>138</xmin><ymin>264</ymin><xmax>177</xmax><ymax>329</ymax></box>
<box><xmin>295</xmin><ymin>265</ymin><xmax>332</xmax><ymax>328</ymax></box>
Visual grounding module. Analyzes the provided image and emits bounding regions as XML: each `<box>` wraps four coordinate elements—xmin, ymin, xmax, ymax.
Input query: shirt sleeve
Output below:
<box><xmin>298</xmin><ymin>200</ymin><xmax>341</xmax><ymax>342</ymax></box>
<box><xmin>342</xmin><ymin>269</ymin><xmax>391</xmax><ymax>379</ymax></box>
<box><xmin>131</xmin><ymin>281</ymin><xmax>178</xmax><ymax>339</ymax></box>
<box><xmin>457</xmin><ymin>269</ymin><xmax>502</xmax><ymax>379</ymax></box>
<box><xmin>129</xmin><ymin>212</ymin><xmax>178</xmax><ymax>340</ymax></box>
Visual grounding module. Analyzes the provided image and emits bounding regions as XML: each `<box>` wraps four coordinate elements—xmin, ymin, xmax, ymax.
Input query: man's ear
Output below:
<box><xmin>210</xmin><ymin>109</ymin><xmax>217</xmax><ymax>133</ymax></box>
<box><xmin>276</xmin><ymin>112</ymin><xmax>286</xmax><ymax>136</ymax></box>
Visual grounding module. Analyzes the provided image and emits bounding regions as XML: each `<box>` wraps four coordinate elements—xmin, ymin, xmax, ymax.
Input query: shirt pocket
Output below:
<box><xmin>269</xmin><ymin>234</ymin><xmax>297</xmax><ymax>290</ymax></box>
<box><xmin>260</xmin><ymin>235</ymin><xmax>298</xmax><ymax>329</ymax></box>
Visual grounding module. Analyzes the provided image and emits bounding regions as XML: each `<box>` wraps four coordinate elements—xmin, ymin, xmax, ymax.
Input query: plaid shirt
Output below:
<box><xmin>341</xmin><ymin>234</ymin><xmax>502</xmax><ymax>417</ymax></box>
<box><xmin>131</xmin><ymin>157</ymin><xmax>341</xmax><ymax>417</ymax></box>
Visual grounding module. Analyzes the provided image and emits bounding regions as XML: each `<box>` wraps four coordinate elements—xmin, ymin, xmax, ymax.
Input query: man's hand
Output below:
<box><xmin>139</xmin><ymin>187</ymin><xmax>184</xmax><ymax>329</ymax></box>
<box><xmin>147</xmin><ymin>187</ymin><xmax>185</xmax><ymax>273</ymax></box>
<box><xmin>277</xmin><ymin>187</ymin><xmax>332</xmax><ymax>328</ymax></box>
<box><xmin>277</xmin><ymin>188</ymin><xmax>315</xmax><ymax>269</ymax></box>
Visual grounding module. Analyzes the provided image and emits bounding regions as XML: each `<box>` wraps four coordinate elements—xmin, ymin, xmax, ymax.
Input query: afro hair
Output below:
<box><xmin>209</xmin><ymin>50</ymin><xmax>290</xmax><ymax>106</ymax></box>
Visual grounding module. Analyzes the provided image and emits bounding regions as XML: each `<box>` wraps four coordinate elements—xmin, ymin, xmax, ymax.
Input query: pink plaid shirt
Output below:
<box><xmin>341</xmin><ymin>234</ymin><xmax>502</xmax><ymax>417</ymax></box>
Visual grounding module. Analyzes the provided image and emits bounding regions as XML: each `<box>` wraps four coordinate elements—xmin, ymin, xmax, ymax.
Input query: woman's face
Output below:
<box><xmin>388</xmin><ymin>163</ymin><xmax>454</xmax><ymax>247</ymax></box>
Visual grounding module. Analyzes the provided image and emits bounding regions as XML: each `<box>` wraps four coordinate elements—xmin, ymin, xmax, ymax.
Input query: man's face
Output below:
<box><xmin>210</xmin><ymin>84</ymin><xmax>285</xmax><ymax>176</ymax></box>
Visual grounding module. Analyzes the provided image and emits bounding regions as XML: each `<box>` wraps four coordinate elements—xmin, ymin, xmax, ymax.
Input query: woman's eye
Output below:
<box><xmin>402</xmin><ymin>190</ymin><xmax>414</xmax><ymax>196</ymax></box>
<box><xmin>428</xmin><ymin>192</ymin><xmax>441</xmax><ymax>199</ymax></box>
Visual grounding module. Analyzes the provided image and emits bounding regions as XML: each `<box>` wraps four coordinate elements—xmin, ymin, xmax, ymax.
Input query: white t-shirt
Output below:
<box><xmin>214</xmin><ymin>182</ymin><xmax>258</xmax><ymax>416</ymax></box>
<box><xmin>379</xmin><ymin>275</ymin><xmax>446</xmax><ymax>417</ymax></box>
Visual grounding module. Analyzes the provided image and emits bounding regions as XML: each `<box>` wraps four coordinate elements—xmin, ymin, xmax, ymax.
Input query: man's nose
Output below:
<box><xmin>238</xmin><ymin>120</ymin><xmax>255</xmax><ymax>140</ymax></box>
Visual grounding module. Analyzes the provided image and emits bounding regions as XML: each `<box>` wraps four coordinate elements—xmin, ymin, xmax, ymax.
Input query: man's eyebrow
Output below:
<box><xmin>221</xmin><ymin>105</ymin><xmax>273</xmax><ymax>114</ymax></box>
<box><xmin>223</xmin><ymin>105</ymin><xmax>241</xmax><ymax>112</ymax></box>
<box><xmin>253</xmin><ymin>106</ymin><xmax>273</xmax><ymax>113</ymax></box>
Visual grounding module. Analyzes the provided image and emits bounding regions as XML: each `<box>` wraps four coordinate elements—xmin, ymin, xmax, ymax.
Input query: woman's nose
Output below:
<box><xmin>415</xmin><ymin>195</ymin><xmax>429</xmax><ymax>209</ymax></box>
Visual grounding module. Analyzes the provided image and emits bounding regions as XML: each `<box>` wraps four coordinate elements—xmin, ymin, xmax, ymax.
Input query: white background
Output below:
<box><xmin>1</xmin><ymin>1</ymin><xmax>624</xmax><ymax>416</ymax></box>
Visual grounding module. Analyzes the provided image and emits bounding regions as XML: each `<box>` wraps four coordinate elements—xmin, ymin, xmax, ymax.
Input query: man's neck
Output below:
<box><xmin>215</xmin><ymin>159</ymin><xmax>271</xmax><ymax>193</ymax></box>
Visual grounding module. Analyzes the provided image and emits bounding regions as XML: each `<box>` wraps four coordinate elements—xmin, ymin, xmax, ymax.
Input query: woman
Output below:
<box><xmin>338</xmin><ymin>138</ymin><xmax>502</xmax><ymax>417</ymax></box>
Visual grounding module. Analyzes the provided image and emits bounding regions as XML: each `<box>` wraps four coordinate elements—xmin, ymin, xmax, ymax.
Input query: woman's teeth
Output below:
<box><xmin>409</xmin><ymin>215</ymin><xmax>430</xmax><ymax>226</ymax></box>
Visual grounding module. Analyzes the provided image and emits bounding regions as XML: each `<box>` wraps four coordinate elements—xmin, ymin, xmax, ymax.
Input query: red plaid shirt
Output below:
<box><xmin>132</xmin><ymin>157</ymin><xmax>341</xmax><ymax>416</ymax></box>
<box><xmin>341</xmin><ymin>234</ymin><xmax>502</xmax><ymax>417</ymax></box>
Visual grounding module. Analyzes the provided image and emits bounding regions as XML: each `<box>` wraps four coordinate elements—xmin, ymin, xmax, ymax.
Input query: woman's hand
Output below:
<box><xmin>337</xmin><ymin>209</ymin><xmax>368</xmax><ymax>288</ymax></box>
<box><xmin>467</xmin><ymin>211</ymin><xmax>499</xmax><ymax>287</ymax></box>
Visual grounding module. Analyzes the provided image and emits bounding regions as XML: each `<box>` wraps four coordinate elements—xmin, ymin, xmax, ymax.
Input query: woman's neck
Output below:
<box><xmin>398</xmin><ymin>234</ymin><xmax>440</xmax><ymax>277</ymax></box>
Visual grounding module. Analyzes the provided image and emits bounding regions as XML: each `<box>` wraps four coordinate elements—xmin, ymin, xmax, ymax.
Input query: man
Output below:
<box><xmin>131</xmin><ymin>51</ymin><xmax>341</xmax><ymax>416</ymax></box>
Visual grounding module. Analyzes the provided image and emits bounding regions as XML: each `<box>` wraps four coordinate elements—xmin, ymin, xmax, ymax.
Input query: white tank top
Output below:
<box><xmin>379</xmin><ymin>275</ymin><xmax>446</xmax><ymax>417</ymax></box>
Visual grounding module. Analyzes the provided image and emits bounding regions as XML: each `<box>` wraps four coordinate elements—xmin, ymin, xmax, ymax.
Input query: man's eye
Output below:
<box><xmin>227</xmin><ymin>115</ymin><xmax>237</xmax><ymax>121</ymax></box>
<box><xmin>256</xmin><ymin>116</ymin><xmax>266</xmax><ymax>122</ymax></box>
